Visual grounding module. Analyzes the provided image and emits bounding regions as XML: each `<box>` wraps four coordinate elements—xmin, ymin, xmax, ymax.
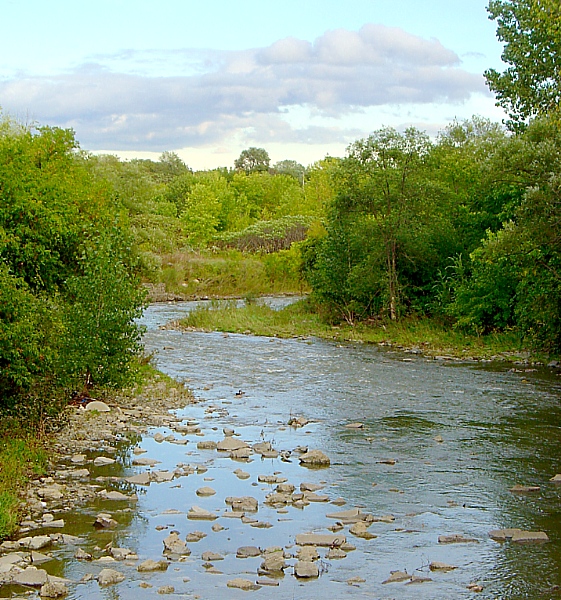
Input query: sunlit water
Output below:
<box><xmin>11</xmin><ymin>300</ymin><xmax>561</xmax><ymax>600</ymax></box>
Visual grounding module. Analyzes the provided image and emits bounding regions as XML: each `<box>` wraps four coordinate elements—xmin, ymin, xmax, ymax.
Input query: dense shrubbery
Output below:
<box><xmin>0</xmin><ymin>118</ymin><xmax>146</xmax><ymax>419</ymax></box>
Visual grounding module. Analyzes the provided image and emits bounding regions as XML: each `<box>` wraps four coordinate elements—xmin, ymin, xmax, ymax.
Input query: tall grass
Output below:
<box><xmin>178</xmin><ymin>299</ymin><xmax>528</xmax><ymax>360</ymax></box>
<box><xmin>0</xmin><ymin>437</ymin><xmax>48</xmax><ymax>539</ymax></box>
<box><xmin>150</xmin><ymin>248</ymin><xmax>310</xmax><ymax>298</ymax></box>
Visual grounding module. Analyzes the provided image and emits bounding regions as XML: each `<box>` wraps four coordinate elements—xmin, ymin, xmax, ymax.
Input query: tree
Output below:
<box><xmin>485</xmin><ymin>0</ymin><xmax>561</xmax><ymax>128</ymax></box>
<box><xmin>272</xmin><ymin>159</ymin><xmax>306</xmax><ymax>184</ymax></box>
<box><xmin>332</xmin><ymin>128</ymin><xmax>436</xmax><ymax>320</ymax></box>
<box><xmin>234</xmin><ymin>147</ymin><xmax>270</xmax><ymax>173</ymax></box>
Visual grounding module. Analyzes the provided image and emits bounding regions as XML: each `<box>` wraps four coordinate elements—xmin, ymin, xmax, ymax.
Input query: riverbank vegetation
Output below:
<box><xmin>177</xmin><ymin>299</ymin><xmax>526</xmax><ymax>361</ymax></box>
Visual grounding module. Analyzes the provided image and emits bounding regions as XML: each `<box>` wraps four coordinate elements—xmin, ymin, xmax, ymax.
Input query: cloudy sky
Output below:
<box><xmin>1</xmin><ymin>0</ymin><xmax>507</xmax><ymax>169</ymax></box>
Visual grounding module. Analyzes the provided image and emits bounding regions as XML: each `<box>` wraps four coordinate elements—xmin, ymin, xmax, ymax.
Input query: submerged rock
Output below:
<box><xmin>382</xmin><ymin>571</ymin><xmax>410</xmax><ymax>584</ymax></box>
<box><xmin>295</xmin><ymin>534</ymin><xmax>345</xmax><ymax>547</ymax></box>
<box><xmin>227</xmin><ymin>578</ymin><xmax>260</xmax><ymax>590</ymax></box>
<box><xmin>438</xmin><ymin>534</ymin><xmax>478</xmax><ymax>544</ymax></box>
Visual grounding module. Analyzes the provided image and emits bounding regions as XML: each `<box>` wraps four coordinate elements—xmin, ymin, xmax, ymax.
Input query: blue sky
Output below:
<box><xmin>1</xmin><ymin>0</ymin><xmax>507</xmax><ymax>169</ymax></box>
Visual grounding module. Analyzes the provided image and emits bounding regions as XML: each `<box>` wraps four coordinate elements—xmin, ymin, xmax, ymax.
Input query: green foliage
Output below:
<box><xmin>305</xmin><ymin>127</ymin><xmax>457</xmax><ymax>322</ymax></box>
<box><xmin>0</xmin><ymin>116</ymin><xmax>147</xmax><ymax>415</ymax></box>
<box><xmin>215</xmin><ymin>216</ymin><xmax>313</xmax><ymax>252</ymax></box>
<box><xmin>234</xmin><ymin>147</ymin><xmax>270</xmax><ymax>173</ymax></box>
<box><xmin>449</xmin><ymin>116</ymin><xmax>561</xmax><ymax>351</ymax></box>
<box><xmin>485</xmin><ymin>0</ymin><xmax>561</xmax><ymax>128</ymax></box>
<box><xmin>62</xmin><ymin>234</ymin><xmax>147</xmax><ymax>388</ymax></box>
<box><xmin>0</xmin><ymin>266</ymin><xmax>60</xmax><ymax>405</ymax></box>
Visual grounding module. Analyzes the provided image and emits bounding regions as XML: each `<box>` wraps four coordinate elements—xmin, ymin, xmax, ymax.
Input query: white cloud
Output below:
<box><xmin>0</xmin><ymin>24</ymin><xmax>489</xmax><ymax>154</ymax></box>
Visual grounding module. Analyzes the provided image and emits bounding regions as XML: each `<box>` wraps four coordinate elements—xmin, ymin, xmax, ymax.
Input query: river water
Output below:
<box><xmin>17</xmin><ymin>300</ymin><xmax>561</xmax><ymax>599</ymax></box>
<box><xmin>135</xmin><ymin>300</ymin><xmax>561</xmax><ymax>599</ymax></box>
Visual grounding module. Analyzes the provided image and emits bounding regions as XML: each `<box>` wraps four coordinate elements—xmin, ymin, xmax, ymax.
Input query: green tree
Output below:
<box><xmin>485</xmin><ymin>0</ymin><xmax>561</xmax><ymax>128</ymax></box>
<box><xmin>234</xmin><ymin>147</ymin><xmax>271</xmax><ymax>173</ymax></box>
<box><xmin>62</xmin><ymin>233</ymin><xmax>146</xmax><ymax>389</ymax></box>
<box><xmin>272</xmin><ymin>159</ymin><xmax>306</xmax><ymax>184</ymax></box>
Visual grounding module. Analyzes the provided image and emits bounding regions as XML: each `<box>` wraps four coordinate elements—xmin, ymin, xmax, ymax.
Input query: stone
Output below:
<box><xmin>163</xmin><ymin>532</ymin><xmax>190</xmax><ymax>555</ymax></box>
<box><xmin>226</xmin><ymin>496</ymin><xmax>258</xmax><ymax>512</ymax></box>
<box><xmin>93</xmin><ymin>456</ymin><xmax>115</xmax><ymax>466</ymax></box>
<box><xmin>97</xmin><ymin>568</ymin><xmax>125</xmax><ymax>586</ymax></box>
<box><xmin>304</xmin><ymin>492</ymin><xmax>329</xmax><ymax>502</ymax></box>
<box><xmin>196</xmin><ymin>441</ymin><xmax>218</xmax><ymax>450</ymax></box>
<box><xmin>40</xmin><ymin>581</ymin><xmax>68</xmax><ymax>597</ymax></box>
<box><xmin>297</xmin><ymin>546</ymin><xmax>318</xmax><ymax>561</ymax></box>
<box><xmin>30</xmin><ymin>551</ymin><xmax>53</xmax><ymax>566</ymax></box>
<box><xmin>196</xmin><ymin>486</ymin><xmax>216</xmax><ymax>496</ymax></box>
<box><xmin>349</xmin><ymin>521</ymin><xmax>376</xmax><ymax>539</ymax></box>
<box><xmin>13</xmin><ymin>567</ymin><xmax>49</xmax><ymax>586</ymax></box>
<box><xmin>326</xmin><ymin>547</ymin><xmax>347</xmax><ymax>559</ymax></box>
<box><xmin>132</xmin><ymin>457</ymin><xmax>161</xmax><ymax>466</ymax></box>
<box><xmin>236</xmin><ymin>546</ymin><xmax>261</xmax><ymax>558</ymax></box>
<box><xmin>295</xmin><ymin>534</ymin><xmax>345</xmax><ymax>547</ymax></box>
<box><xmin>300</xmin><ymin>482</ymin><xmax>324</xmax><ymax>492</ymax></box>
<box><xmin>347</xmin><ymin>576</ymin><xmax>366</xmax><ymax>585</ymax></box>
<box><xmin>185</xmin><ymin>531</ymin><xmax>206</xmax><ymax>542</ymax></box>
<box><xmin>489</xmin><ymin>528</ymin><xmax>522</xmax><ymax>541</ymax></box>
<box><xmin>344</xmin><ymin>422</ymin><xmax>364</xmax><ymax>429</ymax></box>
<box><xmin>230</xmin><ymin>448</ymin><xmax>252</xmax><ymax>459</ymax></box>
<box><xmin>74</xmin><ymin>548</ymin><xmax>92</xmax><ymax>560</ymax></box>
<box><xmin>71</xmin><ymin>454</ymin><xmax>87</xmax><ymax>463</ymax></box>
<box><xmin>234</xmin><ymin>469</ymin><xmax>251</xmax><ymax>479</ymax></box>
<box><xmin>227</xmin><ymin>578</ymin><xmax>260</xmax><ymax>591</ymax></box>
<box><xmin>438</xmin><ymin>534</ymin><xmax>478</xmax><ymax>544</ymax></box>
<box><xmin>325</xmin><ymin>508</ymin><xmax>364</xmax><ymax>523</ymax></box>
<box><xmin>217</xmin><ymin>437</ymin><xmax>249</xmax><ymax>451</ymax></box>
<box><xmin>20</xmin><ymin>535</ymin><xmax>52</xmax><ymax>550</ymax></box>
<box><xmin>430</xmin><ymin>561</ymin><xmax>457</xmax><ymax>572</ymax></box>
<box><xmin>202</xmin><ymin>551</ymin><xmax>224</xmax><ymax>561</ymax></box>
<box><xmin>151</xmin><ymin>471</ymin><xmax>175</xmax><ymax>483</ymax></box>
<box><xmin>256</xmin><ymin>578</ymin><xmax>279</xmax><ymax>586</ymax></box>
<box><xmin>103</xmin><ymin>491</ymin><xmax>137</xmax><ymax>501</ymax></box>
<box><xmin>211</xmin><ymin>523</ymin><xmax>224</xmax><ymax>532</ymax></box>
<box><xmin>511</xmin><ymin>530</ymin><xmax>549</xmax><ymax>543</ymax></box>
<box><xmin>84</xmin><ymin>401</ymin><xmax>110</xmax><ymax>412</ymax></box>
<box><xmin>299</xmin><ymin>450</ymin><xmax>330</xmax><ymax>467</ymax></box>
<box><xmin>406</xmin><ymin>575</ymin><xmax>432</xmax><ymax>584</ymax></box>
<box><xmin>110</xmin><ymin>547</ymin><xmax>134</xmax><ymax>560</ymax></box>
<box><xmin>382</xmin><ymin>571</ymin><xmax>410</xmax><ymax>584</ymax></box>
<box><xmin>94</xmin><ymin>514</ymin><xmax>118</xmax><ymax>529</ymax></box>
<box><xmin>157</xmin><ymin>585</ymin><xmax>175</xmax><ymax>594</ymax></box>
<box><xmin>37</xmin><ymin>486</ymin><xmax>65</xmax><ymax>501</ymax></box>
<box><xmin>294</xmin><ymin>560</ymin><xmax>319</xmax><ymax>578</ymax></box>
<box><xmin>510</xmin><ymin>484</ymin><xmax>540</xmax><ymax>493</ymax></box>
<box><xmin>137</xmin><ymin>559</ymin><xmax>169</xmax><ymax>572</ymax></box>
<box><xmin>550</xmin><ymin>474</ymin><xmax>561</xmax><ymax>483</ymax></box>
<box><xmin>126</xmin><ymin>472</ymin><xmax>152</xmax><ymax>486</ymax></box>
<box><xmin>154</xmin><ymin>433</ymin><xmax>166</xmax><ymax>442</ymax></box>
<box><xmin>187</xmin><ymin>506</ymin><xmax>217</xmax><ymax>520</ymax></box>
<box><xmin>258</xmin><ymin>475</ymin><xmax>287</xmax><ymax>484</ymax></box>
<box><xmin>259</xmin><ymin>549</ymin><xmax>286</xmax><ymax>573</ymax></box>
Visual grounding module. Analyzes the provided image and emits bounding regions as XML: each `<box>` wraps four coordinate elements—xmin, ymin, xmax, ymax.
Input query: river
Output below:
<box><xmin>14</xmin><ymin>300</ymin><xmax>561</xmax><ymax>599</ymax></box>
<box><xmin>136</xmin><ymin>300</ymin><xmax>561</xmax><ymax>599</ymax></box>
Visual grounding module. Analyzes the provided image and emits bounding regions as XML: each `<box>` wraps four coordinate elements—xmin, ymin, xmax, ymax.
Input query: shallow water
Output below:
<box><xmin>13</xmin><ymin>300</ymin><xmax>561</xmax><ymax>599</ymax></box>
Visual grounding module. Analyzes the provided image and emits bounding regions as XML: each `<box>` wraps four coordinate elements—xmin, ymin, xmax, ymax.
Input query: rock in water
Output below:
<box><xmin>97</xmin><ymin>568</ymin><xmax>125</xmax><ymax>586</ymax></box>
<box><xmin>299</xmin><ymin>450</ymin><xmax>330</xmax><ymax>466</ymax></box>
